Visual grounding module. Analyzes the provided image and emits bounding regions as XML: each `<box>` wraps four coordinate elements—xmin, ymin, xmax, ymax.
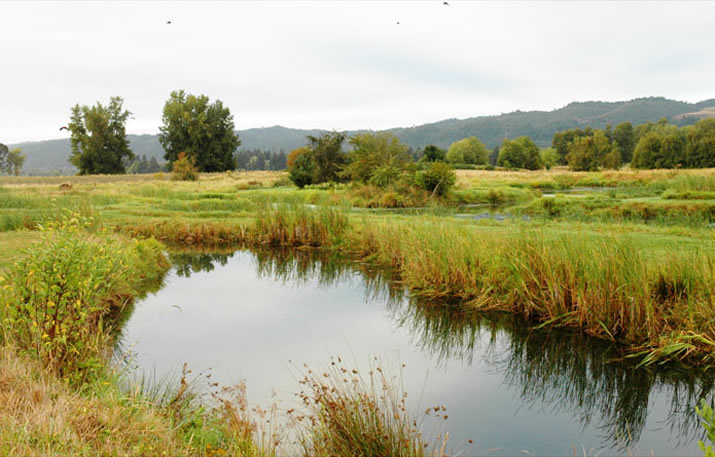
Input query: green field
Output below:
<box><xmin>1</xmin><ymin>167</ymin><xmax>714</xmax><ymax>455</ymax></box>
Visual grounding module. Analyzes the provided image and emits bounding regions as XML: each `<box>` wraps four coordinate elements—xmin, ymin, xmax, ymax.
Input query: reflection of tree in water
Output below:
<box><xmin>170</xmin><ymin>252</ymin><xmax>234</xmax><ymax>278</ymax></box>
<box><xmin>250</xmin><ymin>247</ymin><xmax>407</xmax><ymax>306</ymax></box>
<box><xmin>389</xmin><ymin>295</ymin><xmax>715</xmax><ymax>450</ymax></box>
<box><xmin>167</xmin><ymin>248</ymin><xmax>714</xmax><ymax>451</ymax></box>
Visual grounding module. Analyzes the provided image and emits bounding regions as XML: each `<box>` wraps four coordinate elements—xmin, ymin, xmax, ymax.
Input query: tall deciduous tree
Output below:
<box><xmin>632</xmin><ymin>124</ymin><xmax>687</xmax><ymax>169</ymax></box>
<box><xmin>0</xmin><ymin>143</ymin><xmax>9</xmax><ymax>174</ymax></box>
<box><xmin>420</xmin><ymin>144</ymin><xmax>447</xmax><ymax>163</ymax></box>
<box><xmin>552</xmin><ymin>128</ymin><xmax>593</xmax><ymax>164</ymax></box>
<box><xmin>68</xmin><ymin>97</ymin><xmax>133</xmax><ymax>174</ymax></box>
<box><xmin>612</xmin><ymin>122</ymin><xmax>635</xmax><ymax>164</ymax></box>
<box><xmin>446</xmin><ymin>137</ymin><xmax>488</xmax><ymax>165</ymax></box>
<box><xmin>344</xmin><ymin>132</ymin><xmax>410</xmax><ymax>183</ymax></box>
<box><xmin>159</xmin><ymin>90</ymin><xmax>240</xmax><ymax>172</ymax></box>
<box><xmin>497</xmin><ymin>137</ymin><xmax>542</xmax><ymax>170</ymax></box>
<box><xmin>8</xmin><ymin>148</ymin><xmax>25</xmax><ymax>176</ymax></box>
<box><xmin>306</xmin><ymin>131</ymin><xmax>347</xmax><ymax>183</ymax></box>
<box><xmin>566</xmin><ymin>130</ymin><xmax>612</xmax><ymax>171</ymax></box>
<box><xmin>686</xmin><ymin>118</ymin><xmax>715</xmax><ymax>168</ymax></box>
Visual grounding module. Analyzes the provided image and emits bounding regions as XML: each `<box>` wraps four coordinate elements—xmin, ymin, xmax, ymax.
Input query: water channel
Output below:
<box><xmin>118</xmin><ymin>249</ymin><xmax>713</xmax><ymax>455</ymax></box>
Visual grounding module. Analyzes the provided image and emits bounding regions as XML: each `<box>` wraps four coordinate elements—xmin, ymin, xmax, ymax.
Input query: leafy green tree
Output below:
<box><xmin>420</xmin><ymin>144</ymin><xmax>447</xmax><ymax>163</ymax></box>
<box><xmin>497</xmin><ymin>136</ymin><xmax>542</xmax><ymax>170</ymax></box>
<box><xmin>159</xmin><ymin>90</ymin><xmax>239</xmax><ymax>172</ymax></box>
<box><xmin>344</xmin><ymin>132</ymin><xmax>410</xmax><ymax>183</ymax></box>
<box><xmin>603</xmin><ymin>145</ymin><xmax>622</xmax><ymax>170</ymax></box>
<box><xmin>8</xmin><ymin>148</ymin><xmax>26</xmax><ymax>176</ymax></box>
<box><xmin>287</xmin><ymin>146</ymin><xmax>310</xmax><ymax>169</ymax></box>
<box><xmin>0</xmin><ymin>143</ymin><xmax>9</xmax><ymax>174</ymax></box>
<box><xmin>632</xmin><ymin>125</ymin><xmax>687</xmax><ymax>169</ymax></box>
<box><xmin>68</xmin><ymin>97</ymin><xmax>133</xmax><ymax>174</ymax></box>
<box><xmin>686</xmin><ymin>118</ymin><xmax>715</xmax><ymax>168</ymax></box>
<box><xmin>289</xmin><ymin>152</ymin><xmax>315</xmax><ymax>188</ymax></box>
<box><xmin>613</xmin><ymin>122</ymin><xmax>635</xmax><ymax>164</ymax></box>
<box><xmin>539</xmin><ymin>147</ymin><xmax>559</xmax><ymax>170</ymax></box>
<box><xmin>566</xmin><ymin>130</ymin><xmax>612</xmax><ymax>171</ymax></box>
<box><xmin>446</xmin><ymin>137</ymin><xmax>488</xmax><ymax>165</ymax></box>
<box><xmin>552</xmin><ymin>128</ymin><xmax>593</xmax><ymax>164</ymax></box>
<box><xmin>306</xmin><ymin>132</ymin><xmax>347</xmax><ymax>183</ymax></box>
<box><xmin>415</xmin><ymin>162</ymin><xmax>456</xmax><ymax>196</ymax></box>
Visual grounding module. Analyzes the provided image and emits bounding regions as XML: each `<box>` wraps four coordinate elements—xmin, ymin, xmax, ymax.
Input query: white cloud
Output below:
<box><xmin>1</xmin><ymin>1</ymin><xmax>714</xmax><ymax>143</ymax></box>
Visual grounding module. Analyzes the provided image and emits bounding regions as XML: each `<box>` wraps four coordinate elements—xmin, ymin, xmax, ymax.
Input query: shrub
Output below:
<box><xmin>289</xmin><ymin>153</ymin><xmax>315</xmax><ymax>188</ymax></box>
<box><xmin>487</xmin><ymin>189</ymin><xmax>507</xmax><ymax>206</ymax></box>
<box><xmin>540</xmin><ymin>147</ymin><xmax>560</xmax><ymax>170</ymax></box>
<box><xmin>498</xmin><ymin>137</ymin><xmax>542</xmax><ymax>170</ymax></box>
<box><xmin>345</xmin><ymin>132</ymin><xmax>411</xmax><ymax>183</ymax></box>
<box><xmin>415</xmin><ymin>162</ymin><xmax>456</xmax><ymax>197</ymax></box>
<box><xmin>369</xmin><ymin>164</ymin><xmax>402</xmax><ymax>188</ymax></box>
<box><xmin>0</xmin><ymin>213</ymin><xmax>167</xmax><ymax>384</ymax></box>
<box><xmin>171</xmin><ymin>152</ymin><xmax>199</xmax><ymax>181</ymax></box>
<box><xmin>446</xmin><ymin>136</ymin><xmax>488</xmax><ymax>165</ymax></box>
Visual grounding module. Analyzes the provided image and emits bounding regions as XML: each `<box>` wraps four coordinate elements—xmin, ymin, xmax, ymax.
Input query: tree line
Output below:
<box><xmin>552</xmin><ymin>118</ymin><xmax>715</xmax><ymax>170</ymax></box>
<box><xmin>54</xmin><ymin>93</ymin><xmax>715</xmax><ymax>177</ymax></box>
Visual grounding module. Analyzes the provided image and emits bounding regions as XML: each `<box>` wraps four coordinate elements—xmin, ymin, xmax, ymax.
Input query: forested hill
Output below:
<box><xmin>9</xmin><ymin>97</ymin><xmax>715</xmax><ymax>174</ymax></box>
<box><xmin>387</xmin><ymin>97</ymin><xmax>715</xmax><ymax>150</ymax></box>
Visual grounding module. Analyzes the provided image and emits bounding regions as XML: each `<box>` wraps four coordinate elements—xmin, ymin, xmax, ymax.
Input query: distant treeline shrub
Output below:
<box><xmin>551</xmin><ymin>118</ymin><xmax>715</xmax><ymax>171</ymax></box>
<box><xmin>286</xmin><ymin>132</ymin><xmax>458</xmax><ymax>201</ymax></box>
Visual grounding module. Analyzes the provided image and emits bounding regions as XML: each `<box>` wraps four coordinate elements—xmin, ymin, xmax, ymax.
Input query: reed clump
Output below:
<box><xmin>295</xmin><ymin>358</ymin><xmax>447</xmax><ymax>457</ymax></box>
<box><xmin>348</xmin><ymin>217</ymin><xmax>715</xmax><ymax>364</ymax></box>
<box><xmin>249</xmin><ymin>203</ymin><xmax>348</xmax><ymax>247</ymax></box>
<box><xmin>122</xmin><ymin>220</ymin><xmax>249</xmax><ymax>245</ymax></box>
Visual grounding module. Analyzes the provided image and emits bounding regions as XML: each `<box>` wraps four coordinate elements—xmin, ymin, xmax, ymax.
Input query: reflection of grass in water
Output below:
<box><xmin>390</xmin><ymin>294</ymin><xmax>715</xmax><ymax>450</ymax></box>
<box><xmin>158</xmin><ymin>246</ymin><xmax>715</xmax><ymax>451</ymax></box>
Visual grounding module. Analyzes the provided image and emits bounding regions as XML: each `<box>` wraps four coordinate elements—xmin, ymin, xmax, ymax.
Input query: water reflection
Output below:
<box><xmin>170</xmin><ymin>252</ymin><xmax>233</xmax><ymax>277</ymax></box>
<box><xmin>155</xmin><ymin>248</ymin><xmax>713</xmax><ymax>452</ymax></box>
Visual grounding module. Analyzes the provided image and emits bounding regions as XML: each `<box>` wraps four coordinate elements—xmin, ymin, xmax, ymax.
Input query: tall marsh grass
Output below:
<box><xmin>295</xmin><ymin>358</ymin><xmax>447</xmax><ymax>457</ymax></box>
<box><xmin>348</xmin><ymin>217</ymin><xmax>715</xmax><ymax>364</ymax></box>
<box><xmin>123</xmin><ymin>201</ymin><xmax>715</xmax><ymax>364</ymax></box>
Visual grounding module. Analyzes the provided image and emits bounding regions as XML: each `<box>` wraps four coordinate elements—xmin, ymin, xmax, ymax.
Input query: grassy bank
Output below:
<box><xmin>0</xmin><ymin>212</ymin><xmax>442</xmax><ymax>456</ymax></box>
<box><xmin>116</xmin><ymin>199</ymin><xmax>715</xmax><ymax>364</ymax></box>
<box><xmin>1</xmin><ymin>169</ymin><xmax>714</xmax><ymax>454</ymax></box>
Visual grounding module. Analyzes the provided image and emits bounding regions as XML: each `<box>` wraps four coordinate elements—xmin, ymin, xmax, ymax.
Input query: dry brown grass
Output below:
<box><xmin>455</xmin><ymin>167</ymin><xmax>715</xmax><ymax>189</ymax></box>
<box><xmin>0</xmin><ymin>346</ymin><xmax>186</xmax><ymax>456</ymax></box>
<box><xmin>0</xmin><ymin>170</ymin><xmax>287</xmax><ymax>189</ymax></box>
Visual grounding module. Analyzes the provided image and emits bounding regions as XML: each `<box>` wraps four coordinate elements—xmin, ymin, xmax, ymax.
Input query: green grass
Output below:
<box><xmin>2</xmin><ymin>169</ymin><xmax>715</xmax><ymax>454</ymax></box>
<box><xmin>0</xmin><ymin>231</ymin><xmax>41</xmax><ymax>273</ymax></box>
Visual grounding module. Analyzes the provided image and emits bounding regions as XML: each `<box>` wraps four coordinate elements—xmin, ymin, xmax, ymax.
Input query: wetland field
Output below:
<box><xmin>1</xmin><ymin>167</ymin><xmax>714</xmax><ymax>456</ymax></box>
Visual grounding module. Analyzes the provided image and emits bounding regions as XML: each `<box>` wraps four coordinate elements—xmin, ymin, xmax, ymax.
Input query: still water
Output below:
<box><xmin>119</xmin><ymin>249</ymin><xmax>713</xmax><ymax>455</ymax></box>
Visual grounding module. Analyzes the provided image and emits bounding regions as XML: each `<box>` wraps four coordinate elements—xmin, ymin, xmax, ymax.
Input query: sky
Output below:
<box><xmin>2</xmin><ymin>1</ymin><xmax>714</xmax><ymax>144</ymax></box>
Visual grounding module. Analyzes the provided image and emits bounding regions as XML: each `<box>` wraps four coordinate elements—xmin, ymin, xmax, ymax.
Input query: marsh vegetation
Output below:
<box><xmin>0</xmin><ymin>166</ymin><xmax>713</xmax><ymax>455</ymax></box>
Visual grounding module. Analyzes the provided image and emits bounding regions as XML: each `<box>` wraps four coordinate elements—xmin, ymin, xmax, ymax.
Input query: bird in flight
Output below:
<box><xmin>59</xmin><ymin>126</ymin><xmax>69</xmax><ymax>131</ymax></box>
<box><xmin>166</xmin><ymin>20</ymin><xmax>172</xmax><ymax>25</ymax></box>
<box><xmin>443</xmin><ymin>1</ymin><xmax>449</xmax><ymax>5</ymax></box>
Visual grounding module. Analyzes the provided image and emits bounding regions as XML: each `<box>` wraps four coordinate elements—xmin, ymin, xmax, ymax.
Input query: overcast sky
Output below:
<box><xmin>2</xmin><ymin>1</ymin><xmax>714</xmax><ymax>144</ymax></box>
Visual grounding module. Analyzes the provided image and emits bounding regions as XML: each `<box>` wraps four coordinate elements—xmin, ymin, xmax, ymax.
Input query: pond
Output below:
<box><xmin>118</xmin><ymin>249</ymin><xmax>713</xmax><ymax>456</ymax></box>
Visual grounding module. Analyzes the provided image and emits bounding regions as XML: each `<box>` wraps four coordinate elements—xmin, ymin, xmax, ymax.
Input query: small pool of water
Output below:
<box><xmin>118</xmin><ymin>249</ymin><xmax>712</xmax><ymax>455</ymax></box>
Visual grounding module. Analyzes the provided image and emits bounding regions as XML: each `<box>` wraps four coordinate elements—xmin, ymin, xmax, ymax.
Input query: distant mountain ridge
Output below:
<box><xmin>8</xmin><ymin>96</ymin><xmax>715</xmax><ymax>174</ymax></box>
